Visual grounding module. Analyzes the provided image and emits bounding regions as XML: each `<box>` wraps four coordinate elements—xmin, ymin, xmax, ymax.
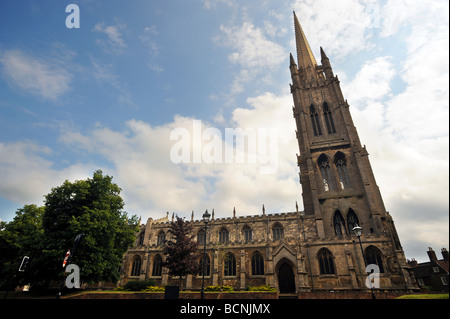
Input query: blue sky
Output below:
<box><xmin>0</xmin><ymin>0</ymin><xmax>448</xmax><ymax>262</ymax></box>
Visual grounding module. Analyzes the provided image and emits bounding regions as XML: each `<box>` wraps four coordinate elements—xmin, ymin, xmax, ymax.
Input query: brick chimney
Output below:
<box><xmin>427</xmin><ymin>247</ymin><xmax>437</xmax><ymax>261</ymax></box>
<box><xmin>441</xmin><ymin>248</ymin><xmax>449</xmax><ymax>261</ymax></box>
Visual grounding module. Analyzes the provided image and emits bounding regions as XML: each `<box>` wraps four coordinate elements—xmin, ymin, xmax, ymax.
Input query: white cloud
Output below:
<box><xmin>216</xmin><ymin>21</ymin><xmax>286</xmax><ymax>100</ymax></box>
<box><xmin>93</xmin><ymin>22</ymin><xmax>127</xmax><ymax>54</ymax></box>
<box><xmin>292</xmin><ymin>0</ymin><xmax>379</xmax><ymax>59</ymax></box>
<box><xmin>0</xmin><ymin>141</ymin><xmax>92</xmax><ymax>207</ymax></box>
<box><xmin>336</xmin><ymin>1</ymin><xmax>449</xmax><ymax>260</ymax></box>
<box><xmin>345</xmin><ymin>56</ymin><xmax>396</xmax><ymax>103</ymax></box>
<box><xmin>0</xmin><ymin>50</ymin><xmax>72</xmax><ymax>100</ymax></box>
<box><xmin>58</xmin><ymin>90</ymin><xmax>301</xmax><ymax>221</ymax></box>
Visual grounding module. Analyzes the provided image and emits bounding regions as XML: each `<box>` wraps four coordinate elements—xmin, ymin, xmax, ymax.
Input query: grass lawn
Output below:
<box><xmin>396</xmin><ymin>294</ymin><xmax>449</xmax><ymax>299</ymax></box>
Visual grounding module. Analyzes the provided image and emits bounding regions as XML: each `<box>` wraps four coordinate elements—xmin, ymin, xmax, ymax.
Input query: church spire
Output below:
<box><xmin>293</xmin><ymin>11</ymin><xmax>317</xmax><ymax>72</ymax></box>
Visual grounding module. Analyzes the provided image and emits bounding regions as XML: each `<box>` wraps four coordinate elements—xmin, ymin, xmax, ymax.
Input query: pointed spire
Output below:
<box><xmin>293</xmin><ymin>11</ymin><xmax>317</xmax><ymax>74</ymax></box>
<box><xmin>262</xmin><ymin>204</ymin><xmax>266</xmax><ymax>216</ymax></box>
<box><xmin>212</xmin><ymin>209</ymin><xmax>215</xmax><ymax>220</ymax></box>
<box><xmin>191</xmin><ymin>210</ymin><xmax>194</xmax><ymax>222</ymax></box>
<box><xmin>290</xmin><ymin>52</ymin><xmax>297</xmax><ymax>66</ymax></box>
<box><xmin>233</xmin><ymin>207</ymin><xmax>236</xmax><ymax>218</ymax></box>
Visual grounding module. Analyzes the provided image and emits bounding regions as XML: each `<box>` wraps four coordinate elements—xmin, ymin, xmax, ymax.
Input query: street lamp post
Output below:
<box><xmin>200</xmin><ymin>209</ymin><xmax>210</xmax><ymax>300</ymax></box>
<box><xmin>352</xmin><ymin>224</ymin><xmax>376</xmax><ymax>299</ymax></box>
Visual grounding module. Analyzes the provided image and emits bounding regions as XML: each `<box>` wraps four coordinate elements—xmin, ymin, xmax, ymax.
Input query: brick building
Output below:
<box><xmin>409</xmin><ymin>248</ymin><xmax>449</xmax><ymax>292</ymax></box>
<box><xmin>118</xmin><ymin>12</ymin><xmax>418</xmax><ymax>294</ymax></box>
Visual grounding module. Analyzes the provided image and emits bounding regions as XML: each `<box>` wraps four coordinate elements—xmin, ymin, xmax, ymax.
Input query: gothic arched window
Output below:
<box><xmin>243</xmin><ymin>226</ymin><xmax>253</xmax><ymax>243</ymax></box>
<box><xmin>138</xmin><ymin>231</ymin><xmax>145</xmax><ymax>245</ymax></box>
<box><xmin>219</xmin><ymin>227</ymin><xmax>229</xmax><ymax>244</ymax></box>
<box><xmin>318</xmin><ymin>154</ymin><xmax>334</xmax><ymax>191</ymax></box>
<box><xmin>199</xmin><ymin>254</ymin><xmax>210</xmax><ymax>276</ymax></box>
<box><xmin>224</xmin><ymin>253</ymin><xmax>236</xmax><ymax>276</ymax></box>
<box><xmin>347</xmin><ymin>209</ymin><xmax>359</xmax><ymax>235</ymax></box>
<box><xmin>323</xmin><ymin>103</ymin><xmax>336</xmax><ymax>134</ymax></box>
<box><xmin>310</xmin><ymin>105</ymin><xmax>322</xmax><ymax>136</ymax></box>
<box><xmin>318</xmin><ymin>248</ymin><xmax>335</xmax><ymax>275</ymax></box>
<box><xmin>252</xmin><ymin>252</ymin><xmax>264</xmax><ymax>275</ymax></box>
<box><xmin>333</xmin><ymin>210</ymin><xmax>347</xmax><ymax>236</ymax></box>
<box><xmin>131</xmin><ymin>255</ymin><xmax>141</xmax><ymax>277</ymax></box>
<box><xmin>197</xmin><ymin>229</ymin><xmax>206</xmax><ymax>244</ymax></box>
<box><xmin>152</xmin><ymin>254</ymin><xmax>163</xmax><ymax>276</ymax></box>
<box><xmin>157</xmin><ymin>231</ymin><xmax>166</xmax><ymax>246</ymax></box>
<box><xmin>272</xmin><ymin>223</ymin><xmax>284</xmax><ymax>241</ymax></box>
<box><xmin>365</xmin><ymin>246</ymin><xmax>385</xmax><ymax>273</ymax></box>
<box><xmin>334</xmin><ymin>152</ymin><xmax>351</xmax><ymax>190</ymax></box>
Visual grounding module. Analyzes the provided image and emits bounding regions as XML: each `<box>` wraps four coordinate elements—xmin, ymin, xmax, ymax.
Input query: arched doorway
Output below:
<box><xmin>277</xmin><ymin>262</ymin><xmax>295</xmax><ymax>293</ymax></box>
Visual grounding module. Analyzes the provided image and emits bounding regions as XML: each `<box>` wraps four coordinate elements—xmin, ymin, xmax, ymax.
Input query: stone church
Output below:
<box><xmin>118</xmin><ymin>12</ymin><xmax>417</xmax><ymax>294</ymax></box>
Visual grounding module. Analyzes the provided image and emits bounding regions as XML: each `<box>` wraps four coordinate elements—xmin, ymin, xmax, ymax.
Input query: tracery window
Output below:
<box><xmin>335</xmin><ymin>152</ymin><xmax>351</xmax><ymax>190</ymax></box>
<box><xmin>318</xmin><ymin>248</ymin><xmax>336</xmax><ymax>275</ymax></box>
<box><xmin>138</xmin><ymin>231</ymin><xmax>145</xmax><ymax>245</ymax></box>
<box><xmin>323</xmin><ymin>103</ymin><xmax>336</xmax><ymax>134</ymax></box>
<box><xmin>318</xmin><ymin>154</ymin><xmax>334</xmax><ymax>191</ymax></box>
<box><xmin>157</xmin><ymin>231</ymin><xmax>166</xmax><ymax>246</ymax></box>
<box><xmin>131</xmin><ymin>256</ymin><xmax>141</xmax><ymax>277</ymax></box>
<box><xmin>219</xmin><ymin>227</ymin><xmax>229</xmax><ymax>244</ymax></box>
<box><xmin>197</xmin><ymin>229</ymin><xmax>206</xmax><ymax>244</ymax></box>
<box><xmin>199</xmin><ymin>254</ymin><xmax>210</xmax><ymax>276</ymax></box>
<box><xmin>242</xmin><ymin>226</ymin><xmax>253</xmax><ymax>243</ymax></box>
<box><xmin>252</xmin><ymin>252</ymin><xmax>264</xmax><ymax>275</ymax></box>
<box><xmin>310</xmin><ymin>105</ymin><xmax>322</xmax><ymax>136</ymax></box>
<box><xmin>224</xmin><ymin>253</ymin><xmax>236</xmax><ymax>276</ymax></box>
<box><xmin>365</xmin><ymin>246</ymin><xmax>385</xmax><ymax>273</ymax></box>
<box><xmin>346</xmin><ymin>209</ymin><xmax>359</xmax><ymax>235</ymax></box>
<box><xmin>333</xmin><ymin>210</ymin><xmax>347</xmax><ymax>236</ymax></box>
<box><xmin>272</xmin><ymin>223</ymin><xmax>284</xmax><ymax>241</ymax></box>
<box><xmin>152</xmin><ymin>254</ymin><xmax>163</xmax><ymax>276</ymax></box>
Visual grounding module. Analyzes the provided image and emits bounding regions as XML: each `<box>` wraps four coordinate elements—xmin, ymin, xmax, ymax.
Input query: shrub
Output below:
<box><xmin>121</xmin><ymin>280</ymin><xmax>156</xmax><ymax>291</ymax></box>
<box><xmin>204</xmin><ymin>285</ymin><xmax>234</xmax><ymax>292</ymax></box>
<box><xmin>143</xmin><ymin>286</ymin><xmax>165</xmax><ymax>292</ymax></box>
<box><xmin>246</xmin><ymin>285</ymin><xmax>276</xmax><ymax>292</ymax></box>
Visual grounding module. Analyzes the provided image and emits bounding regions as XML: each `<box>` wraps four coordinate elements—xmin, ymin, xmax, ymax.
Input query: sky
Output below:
<box><xmin>0</xmin><ymin>0</ymin><xmax>448</xmax><ymax>263</ymax></box>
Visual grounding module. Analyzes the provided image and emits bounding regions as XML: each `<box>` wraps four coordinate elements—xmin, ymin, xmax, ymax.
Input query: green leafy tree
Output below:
<box><xmin>31</xmin><ymin>170</ymin><xmax>139</xmax><ymax>289</ymax></box>
<box><xmin>162</xmin><ymin>216</ymin><xmax>200</xmax><ymax>288</ymax></box>
<box><xmin>0</xmin><ymin>205</ymin><xmax>44</xmax><ymax>289</ymax></box>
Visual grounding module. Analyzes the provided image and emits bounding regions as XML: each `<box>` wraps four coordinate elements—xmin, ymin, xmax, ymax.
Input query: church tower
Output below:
<box><xmin>291</xmin><ymin>11</ymin><xmax>389</xmax><ymax>240</ymax></box>
<box><xmin>289</xmin><ymin>12</ymin><xmax>418</xmax><ymax>292</ymax></box>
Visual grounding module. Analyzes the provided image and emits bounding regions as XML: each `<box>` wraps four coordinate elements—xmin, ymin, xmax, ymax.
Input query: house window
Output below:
<box><xmin>243</xmin><ymin>226</ymin><xmax>253</xmax><ymax>243</ymax></box>
<box><xmin>199</xmin><ymin>255</ymin><xmax>210</xmax><ymax>276</ymax></box>
<box><xmin>318</xmin><ymin>154</ymin><xmax>334</xmax><ymax>191</ymax></box>
<box><xmin>219</xmin><ymin>227</ymin><xmax>229</xmax><ymax>244</ymax></box>
<box><xmin>318</xmin><ymin>248</ymin><xmax>335</xmax><ymax>275</ymax></box>
<box><xmin>152</xmin><ymin>254</ymin><xmax>163</xmax><ymax>276</ymax></box>
<box><xmin>334</xmin><ymin>152</ymin><xmax>351</xmax><ymax>190</ymax></box>
<box><xmin>224</xmin><ymin>253</ymin><xmax>236</xmax><ymax>276</ymax></box>
<box><xmin>272</xmin><ymin>223</ymin><xmax>284</xmax><ymax>241</ymax></box>
<box><xmin>323</xmin><ymin>103</ymin><xmax>336</xmax><ymax>134</ymax></box>
<box><xmin>252</xmin><ymin>252</ymin><xmax>265</xmax><ymax>276</ymax></box>
<box><xmin>333</xmin><ymin>210</ymin><xmax>347</xmax><ymax>237</ymax></box>
<box><xmin>441</xmin><ymin>276</ymin><xmax>448</xmax><ymax>286</ymax></box>
<box><xmin>417</xmin><ymin>278</ymin><xmax>425</xmax><ymax>286</ymax></box>
<box><xmin>131</xmin><ymin>256</ymin><xmax>141</xmax><ymax>277</ymax></box>
<box><xmin>310</xmin><ymin>105</ymin><xmax>322</xmax><ymax>136</ymax></box>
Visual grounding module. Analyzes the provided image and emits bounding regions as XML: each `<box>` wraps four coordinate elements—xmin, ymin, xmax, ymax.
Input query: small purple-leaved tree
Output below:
<box><xmin>162</xmin><ymin>216</ymin><xmax>200</xmax><ymax>289</ymax></box>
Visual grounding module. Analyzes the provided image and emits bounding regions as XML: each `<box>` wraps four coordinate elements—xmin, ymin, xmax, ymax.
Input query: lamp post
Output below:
<box><xmin>352</xmin><ymin>224</ymin><xmax>375</xmax><ymax>299</ymax></box>
<box><xmin>201</xmin><ymin>209</ymin><xmax>210</xmax><ymax>300</ymax></box>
